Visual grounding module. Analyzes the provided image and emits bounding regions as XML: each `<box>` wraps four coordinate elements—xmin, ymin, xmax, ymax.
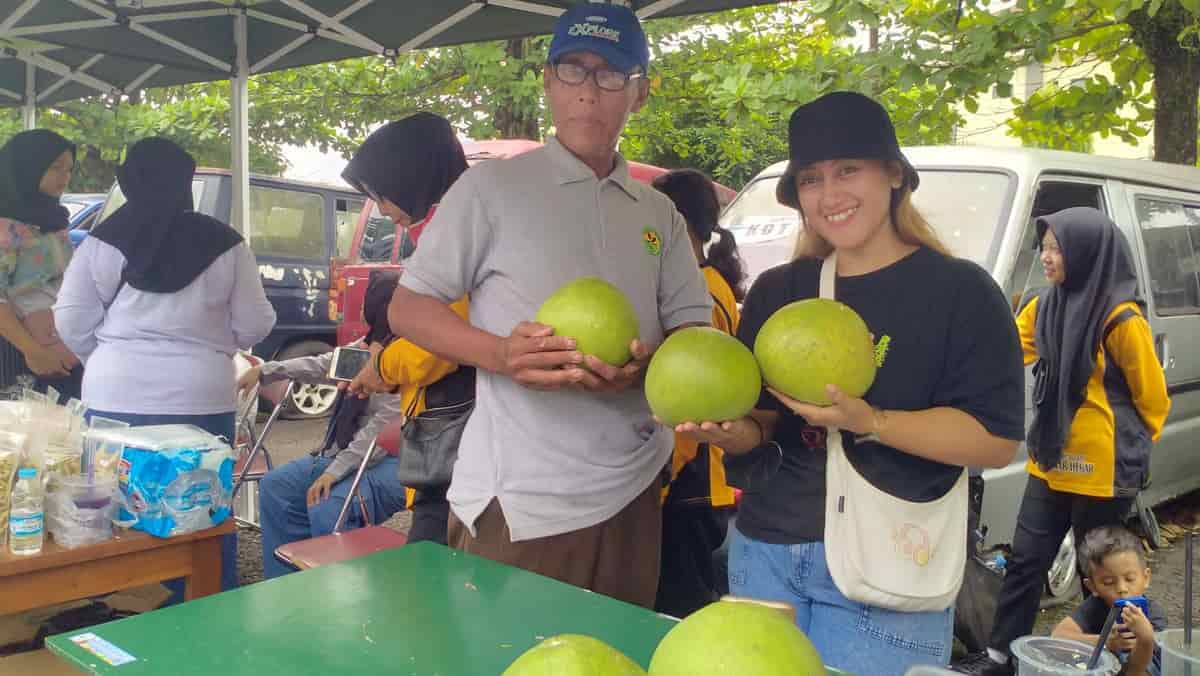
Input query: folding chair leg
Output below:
<box><xmin>233</xmin><ymin>381</ymin><xmax>293</xmax><ymax>500</ymax></box>
<box><xmin>334</xmin><ymin>440</ymin><xmax>377</xmax><ymax>534</ymax></box>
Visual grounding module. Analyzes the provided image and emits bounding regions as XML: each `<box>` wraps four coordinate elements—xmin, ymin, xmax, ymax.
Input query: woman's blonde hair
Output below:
<box><xmin>791</xmin><ymin>161</ymin><xmax>951</xmax><ymax>260</ymax></box>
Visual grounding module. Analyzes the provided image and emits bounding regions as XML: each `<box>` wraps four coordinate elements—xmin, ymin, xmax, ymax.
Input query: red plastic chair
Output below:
<box><xmin>273</xmin><ymin>416</ymin><xmax>408</xmax><ymax>571</ymax></box>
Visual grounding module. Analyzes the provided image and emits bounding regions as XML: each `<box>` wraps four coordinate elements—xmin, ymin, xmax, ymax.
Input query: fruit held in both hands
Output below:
<box><xmin>536</xmin><ymin>277</ymin><xmax>639</xmax><ymax>367</ymax></box>
<box><xmin>503</xmin><ymin>634</ymin><xmax>647</xmax><ymax>676</ymax></box>
<box><xmin>648</xmin><ymin>599</ymin><xmax>825</xmax><ymax>675</ymax></box>
<box><xmin>645</xmin><ymin>327</ymin><xmax>761</xmax><ymax>426</ymax></box>
<box><xmin>753</xmin><ymin>298</ymin><xmax>875</xmax><ymax>406</ymax></box>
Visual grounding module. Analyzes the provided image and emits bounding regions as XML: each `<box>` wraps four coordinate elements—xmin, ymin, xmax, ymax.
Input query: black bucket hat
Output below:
<box><xmin>776</xmin><ymin>91</ymin><xmax>920</xmax><ymax>209</ymax></box>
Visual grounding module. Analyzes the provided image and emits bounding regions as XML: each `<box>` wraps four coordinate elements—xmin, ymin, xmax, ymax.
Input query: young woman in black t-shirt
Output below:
<box><xmin>673</xmin><ymin>92</ymin><xmax>1025</xmax><ymax>674</ymax></box>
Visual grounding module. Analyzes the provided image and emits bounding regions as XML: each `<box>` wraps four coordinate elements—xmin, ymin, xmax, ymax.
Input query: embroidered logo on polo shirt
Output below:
<box><xmin>642</xmin><ymin>228</ymin><xmax>662</xmax><ymax>256</ymax></box>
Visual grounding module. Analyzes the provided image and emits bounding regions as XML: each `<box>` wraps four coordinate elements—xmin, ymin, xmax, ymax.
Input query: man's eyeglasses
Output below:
<box><xmin>551</xmin><ymin>61</ymin><xmax>643</xmax><ymax>92</ymax></box>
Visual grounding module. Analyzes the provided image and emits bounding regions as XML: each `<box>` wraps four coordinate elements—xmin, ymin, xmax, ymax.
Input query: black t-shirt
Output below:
<box><xmin>1071</xmin><ymin>595</ymin><xmax>1168</xmax><ymax>634</ymax></box>
<box><xmin>729</xmin><ymin>246</ymin><xmax>1025</xmax><ymax>544</ymax></box>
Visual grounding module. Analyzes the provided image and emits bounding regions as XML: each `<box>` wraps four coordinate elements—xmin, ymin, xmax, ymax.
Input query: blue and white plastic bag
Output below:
<box><xmin>96</xmin><ymin>425</ymin><xmax>234</xmax><ymax>538</ymax></box>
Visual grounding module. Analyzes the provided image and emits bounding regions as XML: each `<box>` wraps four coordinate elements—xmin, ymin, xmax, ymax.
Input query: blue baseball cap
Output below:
<box><xmin>548</xmin><ymin>3</ymin><xmax>650</xmax><ymax>74</ymax></box>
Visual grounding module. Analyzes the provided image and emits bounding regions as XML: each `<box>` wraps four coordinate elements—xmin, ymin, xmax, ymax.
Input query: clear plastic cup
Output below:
<box><xmin>1010</xmin><ymin>636</ymin><xmax>1119</xmax><ymax>675</ymax></box>
<box><xmin>1158</xmin><ymin>629</ymin><xmax>1200</xmax><ymax>675</ymax></box>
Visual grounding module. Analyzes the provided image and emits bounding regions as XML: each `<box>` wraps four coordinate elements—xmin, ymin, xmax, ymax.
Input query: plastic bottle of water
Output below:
<box><xmin>9</xmin><ymin>467</ymin><xmax>44</xmax><ymax>556</ymax></box>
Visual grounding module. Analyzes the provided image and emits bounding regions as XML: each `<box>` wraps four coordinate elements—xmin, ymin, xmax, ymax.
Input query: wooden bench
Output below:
<box><xmin>0</xmin><ymin>521</ymin><xmax>234</xmax><ymax>615</ymax></box>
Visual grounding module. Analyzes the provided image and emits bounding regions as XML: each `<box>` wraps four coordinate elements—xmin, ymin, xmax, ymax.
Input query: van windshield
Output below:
<box><xmin>721</xmin><ymin>169</ymin><xmax>1015</xmax><ymax>285</ymax></box>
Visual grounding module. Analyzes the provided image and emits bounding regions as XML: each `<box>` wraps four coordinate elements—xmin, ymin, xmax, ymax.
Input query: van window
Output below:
<box><xmin>355</xmin><ymin>202</ymin><xmax>408</xmax><ymax>262</ymax></box>
<box><xmin>96</xmin><ymin>179</ymin><xmax>207</xmax><ymax>225</ymax></box>
<box><xmin>722</xmin><ymin>169</ymin><xmax>1012</xmax><ymax>284</ymax></box>
<box><xmin>248</xmin><ymin>186</ymin><xmax>325</xmax><ymax>259</ymax></box>
<box><xmin>335</xmin><ymin>197</ymin><xmax>364</xmax><ymax>259</ymax></box>
<box><xmin>1136</xmin><ymin>196</ymin><xmax>1200</xmax><ymax>316</ymax></box>
<box><xmin>1007</xmin><ymin>181</ymin><xmax>1105</xmax><ymax>312</ymax></box>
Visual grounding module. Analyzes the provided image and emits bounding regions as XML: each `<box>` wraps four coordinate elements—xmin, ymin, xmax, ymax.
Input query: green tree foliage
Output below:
<box><xmin>809</xmin><ymin>0</ymin><xmax>1196</xmax><ymax>163</ymax></box>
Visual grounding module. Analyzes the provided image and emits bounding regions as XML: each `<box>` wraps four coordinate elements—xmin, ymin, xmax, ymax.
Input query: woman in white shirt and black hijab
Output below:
<box><xmin>54</xmin><ymin>136</ymin><xmax>275</xmax><ymax>596</ymax></box>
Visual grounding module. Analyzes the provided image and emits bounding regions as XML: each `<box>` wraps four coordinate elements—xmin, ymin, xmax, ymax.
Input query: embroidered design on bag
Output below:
<box><xmin>894</xmin><ymin>523</ymin><xmax>934</xmax><ymax>566</ymax></box>
<box><xmin>642</xmin><ymin>228</ymin><xmax>662</xmax><ymax>256</ymax></box>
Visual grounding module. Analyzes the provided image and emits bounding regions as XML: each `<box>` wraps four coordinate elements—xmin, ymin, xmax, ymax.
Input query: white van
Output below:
<box><xmin>722</xmin><ymin>146</ymin><xmax>1200</xmax><ymax>597</ymax></box>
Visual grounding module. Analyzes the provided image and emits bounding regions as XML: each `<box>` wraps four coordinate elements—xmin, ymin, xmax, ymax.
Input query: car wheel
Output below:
<box><xmin>1044</xmin><ymin>531</ymin><xmax>1079</xmax><ymax>603</ymax></box>
<box><xmin>1134</xmin><ymin>493</ymin><xmax>1163</xmax><ymax>550</ymax></box>
<box><xmin>274</xmin><ymin>340</ymin><xmax>338</xmax><ymax>420</ymax></box>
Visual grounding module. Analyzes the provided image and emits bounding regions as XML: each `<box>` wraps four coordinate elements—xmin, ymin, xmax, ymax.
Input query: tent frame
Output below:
<box><xmin>2</xmin><ymin>0</ymin><xmax>700</xmax><ymax>231</ymax></box>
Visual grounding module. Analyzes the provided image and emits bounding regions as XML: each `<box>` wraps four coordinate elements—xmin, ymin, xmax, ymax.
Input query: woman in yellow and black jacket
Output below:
<box><xmin>342</xmin><ymin>112</ymin><xmax>469</xmax><ymax>545</ymax></box>
<box><xmin>963</xmin><ymin>207</ymin><xmax>1170</xmax><ymax>675</ymax></box>
<box><xmin>651</xmin><ymin>169</ymin><xmax>744</xmax><ymax>618</ymax></box>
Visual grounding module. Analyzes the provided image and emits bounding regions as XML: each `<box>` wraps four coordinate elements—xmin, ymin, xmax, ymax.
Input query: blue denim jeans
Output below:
<box><xmin>86</xmin><ymin>410</ymin><xmax>238</xmax><ymax>604</ymax></box>
<box><xmin>728</xmin><ymin>526</ymin><xmax>954</xmax><ymax>675</ymax></box>
<box><xmin>258</xmin><ymin>454</ymin><xmax>408</xmax><ymax>579</ymax></box>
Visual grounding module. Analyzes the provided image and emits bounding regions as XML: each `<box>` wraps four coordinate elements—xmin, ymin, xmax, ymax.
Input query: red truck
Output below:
<box><xmin>330</xmin><ymin>139</ymin><xmax>738</xmax><ymax>345</ymax></box>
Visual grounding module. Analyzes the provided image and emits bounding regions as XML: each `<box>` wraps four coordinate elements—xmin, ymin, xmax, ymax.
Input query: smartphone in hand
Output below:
<box><xmin>328</xmin><ymin>346</ymin><xmax>373</xmax><ymax>382</ymax></box>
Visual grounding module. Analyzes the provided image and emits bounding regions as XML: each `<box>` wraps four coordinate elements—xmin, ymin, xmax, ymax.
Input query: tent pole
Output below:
<box><xmin>22</xmin><ymin>63</ymin><xmax>36</xmax><ymax>129</ymax></box>
<box><xmin>230</xmin><ymin>10</ymin><xmax>251</xmax><ymax>238</ymax></box>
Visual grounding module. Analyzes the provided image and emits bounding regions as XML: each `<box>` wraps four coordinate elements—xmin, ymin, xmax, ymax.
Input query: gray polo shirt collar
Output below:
<box><xmin>545</xmin><ymin>135</ymin><xmax>640</xmax><ymax>201</ymax></box>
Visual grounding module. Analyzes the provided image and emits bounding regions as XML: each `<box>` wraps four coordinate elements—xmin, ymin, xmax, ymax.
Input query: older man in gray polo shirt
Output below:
<box><xmin>387</xmin><ymin>3</ymin><xmax>711</xmax><ymax>608</ymax></box>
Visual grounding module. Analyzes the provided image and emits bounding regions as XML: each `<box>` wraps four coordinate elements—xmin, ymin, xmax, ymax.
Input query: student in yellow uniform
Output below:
<box><xmin>651</xmin><ymin>169</ymin><xmax>744</xmax><ymax>617</ymax></box>
<box><xmin>957</xmin><ymin>206</ymin><xmax>1171</xmax><ymax>676</ymax></box>
<box><xmin>341</xmin><ymin>112</ymin><xmax>469</xmax><ymax>545</ymax></box>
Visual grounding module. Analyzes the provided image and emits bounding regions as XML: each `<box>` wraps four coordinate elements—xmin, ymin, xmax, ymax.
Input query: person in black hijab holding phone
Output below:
<box><xmin>956</xmin><ymin>207</ymin><xmax>1170</xmax><ymax>675</ymax></box>
<box><xmin>0</xmin><ymin>129</ymin><xmax>80</xmax><ymax>398</ymax></box>
<box><xmin>343</xmin><ymin>112</ymin><xmax>471</xmax><ymax>545</ymax></box>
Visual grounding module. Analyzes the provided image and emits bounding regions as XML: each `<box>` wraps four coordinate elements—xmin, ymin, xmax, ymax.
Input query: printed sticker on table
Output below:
<box><xmin>69</xmin><ymin>632</ymin><xmax>138</xmax><ymax>666</ymax></box>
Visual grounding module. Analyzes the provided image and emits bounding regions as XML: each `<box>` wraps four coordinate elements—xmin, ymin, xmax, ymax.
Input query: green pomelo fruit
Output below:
<box><xmin>536</xmin><ymin>277</ymin><xmax>639</xmax><ymax>367</ymax></box>
<box><xmin>753</xmin><ymin>298</ymin><xmax>875</xmax><ymax>406</ymax></box>
<box><xmin>503</xmin><ymin>634</ymin><xmax>647</xmax><ymax>676</ymax></box>
<box><xmin>648</xmin><ymin>600</ymin><xmax>825</xmax><ymax>675</ymax></box>
<box><xmin>645</xmin><ymin>327</ymin><xmax>761</xmax><ymax>426</ymax></box>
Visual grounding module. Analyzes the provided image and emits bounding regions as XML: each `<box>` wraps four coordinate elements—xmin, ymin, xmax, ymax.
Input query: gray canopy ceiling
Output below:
<box><xmin>0</xmin><ymin>0</ymin><xmax>778</xmax><ymax>108</ymax></box>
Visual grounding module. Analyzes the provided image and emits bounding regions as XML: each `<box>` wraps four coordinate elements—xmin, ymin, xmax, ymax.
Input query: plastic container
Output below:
<box><xmin>1010</xmin><ymin>636</ymin><xmax>1119</xmax><ymax>675</ymax></box>
<box><xmin>1157</xmin><ymin>629</ymin><xmax>1200</xmax><ymax>675</ymax></box>
<box><xmin>87</xmin><ymin>425</ymin><xmax>234</xmax><ymax>538</ymax></box>
<box><xmin>9</xmin><ymin>467</ymin><xmax>44</xmax><ymax>555</ymax></box>
<box><xmin>46</xmin><ymin>475</ymin><xmax>117</xmax><ymax>548</ymax></box>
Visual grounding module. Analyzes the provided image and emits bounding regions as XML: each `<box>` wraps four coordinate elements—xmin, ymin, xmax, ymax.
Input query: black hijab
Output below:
<box><xmin>326</xmin><ymin>271</ymin><xmax>400</xmax><ymax>452</ymax></box>
<box><xmin>341</xmin><ymin>112</ymin><xmax>468</xmax><ymax>223</ymax></box>
<box><xmin>364</xmin><ymin>271</ymin><xmax>400</xmax><ymax>346</ymax></box>
<box><xmin>1028</xmin><ymin>207</ymin><xmax>1141</xmax><ymax>470</ymax></box>
<box><xmin>0</xmin><ymin>129</ymin><xmax>75</xmax><ymax>232</ymax></box>
<box><xmin>90</xmin><ymin>137</ymin><xmax>242</xmax><ymax>293</ymax></box>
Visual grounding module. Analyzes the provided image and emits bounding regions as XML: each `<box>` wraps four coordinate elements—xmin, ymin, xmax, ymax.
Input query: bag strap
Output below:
<box><xmin>820</xmin><ymin>253</ymin><xmax>837</xmax><ymax>301</ymax></box>
<box><xmin>710</xmin><ymin>292</ymin><xmax>734</xmax><ymax>333</ymax></box>
<box><xmin>1102</xmin><ymin>307</ymin><xmax>1138</xmax><ymax>347</ymax></box>
<box><xmin>403</xmin><ymin>386</ymin><xmax>424</xmax><ymax>421</ymax></box>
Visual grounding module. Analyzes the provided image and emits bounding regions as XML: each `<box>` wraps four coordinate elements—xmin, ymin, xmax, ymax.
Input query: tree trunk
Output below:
<box><xmin>1127</xmin><ymin>2</ymin><xmax>1200</xmax><ymax>165</ymax></box>
<box><xmin>493</xmin><ymin>38</ymin><xmax>541</xmax><ymax>140</ymax></box>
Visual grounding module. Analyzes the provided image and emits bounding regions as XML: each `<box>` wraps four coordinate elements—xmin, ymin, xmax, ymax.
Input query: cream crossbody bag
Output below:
<box><xmin>819</xmin><ymin>253</ymin><xmax>968</xmax><ymax>612</ymax></box>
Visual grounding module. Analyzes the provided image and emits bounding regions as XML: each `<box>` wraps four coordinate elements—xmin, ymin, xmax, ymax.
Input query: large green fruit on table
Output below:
<box><xmin>536</xmin><ymin>277</ymin><xmax>639</xmax><ymax>367</ymax></box>
<box><xmin>646</xmin><ymin>326</ymin><xmax>761</xmax><ymax>426</ymax></box>
<box><xmin>648</xmin><ymin>599</ymin><xmax>825</xmax><ymax>675</ymax></box>
<box><xmin>754</xmin><ymin>298</ymin><xmax>876</xmax><ymax>406</ymax></box>
<box><xmin>503</xmin><ymin>634</ymin><xmax>647</xmax><ymax>676</ymax></box>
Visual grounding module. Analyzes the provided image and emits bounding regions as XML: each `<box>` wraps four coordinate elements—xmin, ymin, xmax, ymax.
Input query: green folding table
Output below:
<box><xmin>46</xmin><ymin>541</ymin><xmax>677</xmax><ymax>675</ymax></box>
